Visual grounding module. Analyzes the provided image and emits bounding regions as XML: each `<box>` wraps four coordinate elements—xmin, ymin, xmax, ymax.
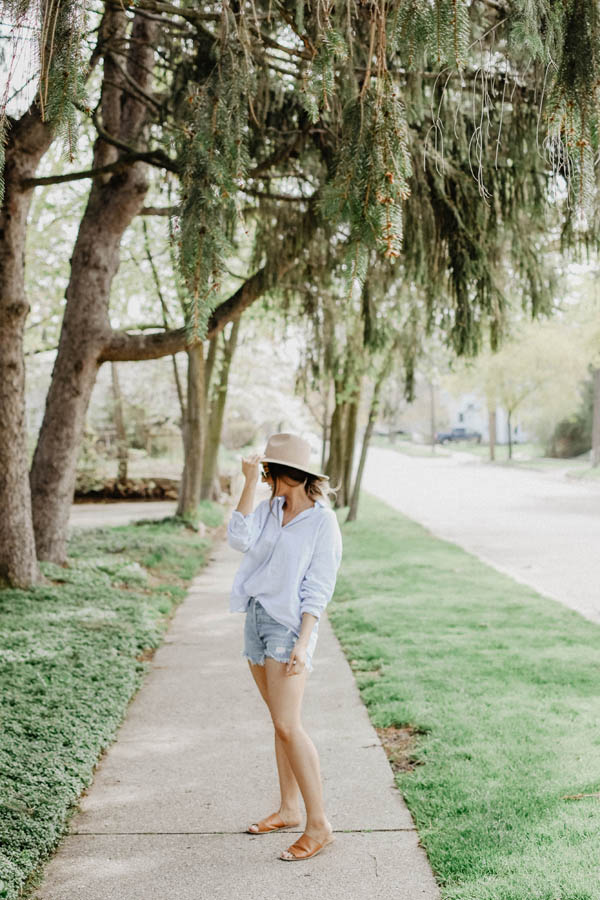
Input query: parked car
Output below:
<box><xmin>435</xmin><ymin>426</ymin><xmax>482</xmax><ymax>444</ymax></box>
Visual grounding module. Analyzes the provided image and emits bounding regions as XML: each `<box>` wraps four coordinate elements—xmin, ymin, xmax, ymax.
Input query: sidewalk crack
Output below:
<box><xmin>71</xmin><ymin>827</ymin><xmax>417</xmax><ymax>835</ymax></box>
<box><xmin>368</xmin><ymin>851</ymin><xmax>380</xmax><ymax>877</ymax></box>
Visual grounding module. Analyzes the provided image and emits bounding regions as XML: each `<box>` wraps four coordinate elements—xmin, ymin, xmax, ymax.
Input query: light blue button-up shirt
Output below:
<box><xmin>227</xmin><ymin>495</ymin><xmax>343</xmax><ymax>635</ymax></box>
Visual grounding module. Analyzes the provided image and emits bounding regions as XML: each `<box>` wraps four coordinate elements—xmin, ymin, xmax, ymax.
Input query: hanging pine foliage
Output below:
<box><xmin>175</xmin><ymin>38</ymin><xmax>253</xmax><ymax>344</ymax></box>
<box><xmin>321</xmin><ymin>82</ymin><xmax>412</xmax><ymax>261</ymax></box>
<box><xmin>3</xmin><ymin>0</ymin><xmax>600</xmax><ymax>362</ymax></box>
<box><xmin>0</xmin><ymin>0</ymin><xmax>89</xmax><ymax>194</ymax></box>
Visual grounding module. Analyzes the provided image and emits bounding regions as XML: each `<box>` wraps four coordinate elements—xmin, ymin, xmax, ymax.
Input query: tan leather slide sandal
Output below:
<box><xmin>279</xmin><ymin>831</ymin><xmax>336</xmax><ymax>860</ymax></box>
<box><xmin>246</xmin><ymin>812</ymin><xmax>301</xmax><ymax>834</ymax></box>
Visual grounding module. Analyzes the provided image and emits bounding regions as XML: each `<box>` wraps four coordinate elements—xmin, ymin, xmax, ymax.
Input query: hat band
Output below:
<box><xmin>261</xmin><ymin>456</ymin><xmax>328</xmax><ymax>480</ymax></box>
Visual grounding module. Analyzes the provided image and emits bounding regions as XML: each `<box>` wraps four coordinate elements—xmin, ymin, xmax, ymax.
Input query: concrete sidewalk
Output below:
<box><xmin>33</xmin><ymin>539</ymin><xmax>440</xmax><ymax>900</ymax></box>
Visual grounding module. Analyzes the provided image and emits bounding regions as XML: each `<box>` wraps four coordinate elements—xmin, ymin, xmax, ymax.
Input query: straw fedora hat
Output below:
<box><xmin>261</xmin><ymin>433</ymin><xmax>328</xmax><ymax>480</ymax></box>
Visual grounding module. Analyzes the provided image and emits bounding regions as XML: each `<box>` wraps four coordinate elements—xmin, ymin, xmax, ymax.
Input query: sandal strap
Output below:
<box><xmin>252</xmin><ymin>813</ymin><xmax>286</xmax><ymax>833</ymax></box>
<box><xmin>286</xmin><ymin>833</ymin><xmax>321</xmax><ymax>857</ymax></box>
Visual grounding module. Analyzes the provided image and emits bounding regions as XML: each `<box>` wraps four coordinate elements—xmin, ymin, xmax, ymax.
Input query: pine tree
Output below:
<box><xmin>3</xmin><ymin>0</ymin><xmax>600</xmax><ymax>577</ymax></box>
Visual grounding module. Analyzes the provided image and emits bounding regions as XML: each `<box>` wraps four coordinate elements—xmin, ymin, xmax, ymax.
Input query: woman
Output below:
<box><xmin>227</xmin><ymin>432</ymin><xmax>343</xmax><ymax>861</ymax></box>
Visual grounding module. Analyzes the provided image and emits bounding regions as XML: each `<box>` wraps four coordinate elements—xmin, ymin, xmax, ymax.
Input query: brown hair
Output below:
<box><xmin>265</xmin><ymin>462</ymin><xmax>337</xmax><ymax>517</ymax></box>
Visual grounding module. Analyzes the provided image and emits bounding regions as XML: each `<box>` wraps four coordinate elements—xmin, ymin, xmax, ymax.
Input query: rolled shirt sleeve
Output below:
<box><xmin>227</xmin><ymin>508</ymin><xmax>262</xmax><ymax>553</ymax></box>
<box><xmin>299</xmin><ymin>511</ymin><xmax>343</xmax><ymax>620</ymax></box>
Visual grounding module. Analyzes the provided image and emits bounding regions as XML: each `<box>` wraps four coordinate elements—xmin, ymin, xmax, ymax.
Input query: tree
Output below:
<box><xmin>0</xmin><ymin>0</ymin><xmax>99</xmax><ymax>586</ymax></box>
<box><xmin>346</xmin><ymin>337</ymin><xmax>400</xmax><ymax>522</ymax></box>
<box><xmin>28</xmin><ymin>6</ymin><xmax>164</xmax><ymax>561</ymax></box>
<box><xmin>110</xmin><ymin>363</ymin><xmax>129</xmax><ymax>482</ymax></box>
<box><xmin>443</xmin><ymin>312</ymin><xmax>594</xmax><ymax>457</ymax></box>
<box><xmin>201</xmin><ymin>319</ymin><xmax>242</xmax><ymax>500</ymax></box>
<box><xmin>3</xmin><ymin>0</ymin><xmax>600</xmax><ymax>580</ymax></box>
<box><xmin>592</xmin><ymin>368</ymin><xmax>600</xmax><ymax>467</ymax></box>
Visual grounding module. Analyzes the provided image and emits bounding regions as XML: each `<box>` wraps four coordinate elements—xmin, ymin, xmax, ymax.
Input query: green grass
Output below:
<box><xmin>329</xmin><ymin>494</ymin><xmax>600</xmax><ymax>900</ymax></box>
<box><xmin>566</xmin><ymin>465</ymin><xmax>600</xmax><ymax>481</ymax></box>
<box><xmin>375</xmin><ymin>435</ymin><xmax>594</xmax><ymax>474</ymax></box>
<box><xmin>456</xmin><ymin>440</ymin><xmax>546</xmax><ymax>461</ymax></box>
<box><xmin>0</xmin><ymin>504</ymin><xmax>223</xmax><ymax>900</ymax></box>
<box><xmin>371</xmin><ymin>435</ymin><xmax>451</xmax><ymax>456</ymax></box>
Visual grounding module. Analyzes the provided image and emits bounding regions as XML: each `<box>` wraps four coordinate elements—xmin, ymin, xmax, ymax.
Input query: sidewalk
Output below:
<box><xmin>33</xmin><ymin>538</ymin><xmax>440</xmax><ymax>900</ymax></box>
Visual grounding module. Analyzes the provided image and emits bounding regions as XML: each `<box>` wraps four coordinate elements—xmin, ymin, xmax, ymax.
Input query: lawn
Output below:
<box><xmin>0</xmin><ymin>506</ymin><xmax>223</xmax><ymax>900</ymax></box>
<box><xmin>329</xmin><ymin>493</ymin><xmax>600</xmax><ymax>900</ymax></box>
<box><xmin>566</xmin><ymin>465</ymin><xmax>600</xmax><ymax>481</ymax></box>
<box><xmin>374</xmin><ymin>435</ymin><xmax>593</xmax><ymax>473</ymax></box>
<box><xmin>371</xmin><ymin>435</ymin><xmax>451</xmax><ymax>456</ymax></box>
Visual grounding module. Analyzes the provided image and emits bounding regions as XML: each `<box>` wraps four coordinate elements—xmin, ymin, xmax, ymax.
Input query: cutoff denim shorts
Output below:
<box><xmin>243</xmin><ymin>596</ymin><xmax>319</xmax><ymax>673</ymax></box>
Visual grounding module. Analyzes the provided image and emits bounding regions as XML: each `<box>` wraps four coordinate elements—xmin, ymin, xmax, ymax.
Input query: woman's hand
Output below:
<box><xmin>286</xmin><ymin>641</ymin><xmax>307</xmax><ymax>676</ymax></box>
<box><xmin>241</xmin><ymin>452</ymin><xmax>262</xmax><ymax>483</ymax></box>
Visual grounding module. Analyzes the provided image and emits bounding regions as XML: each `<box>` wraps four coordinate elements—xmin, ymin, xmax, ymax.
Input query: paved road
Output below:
<box><xmin>33</xmin><ymin>540</ymin><xmax>439</xmax><ymax>900</ymax></box>
<box><xmin>69</xmin><ymin>500</ymin><xmax>177</xmax><ymax>530</ymax></box>
<box><xmin>363</xmin><ymin>447</ymin><xmax>600</xmax><ymax>625</ymax></box>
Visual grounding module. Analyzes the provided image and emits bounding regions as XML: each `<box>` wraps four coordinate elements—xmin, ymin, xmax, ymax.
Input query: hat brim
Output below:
<box><xmin>260</xmin><ymin>456</ymin><xmax>329</xmax><ymax>481</ymax></box>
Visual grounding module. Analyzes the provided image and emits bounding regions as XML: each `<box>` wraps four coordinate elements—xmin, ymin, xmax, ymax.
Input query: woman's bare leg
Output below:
<box><xmin>246</xmin><ymin>661</ymin><xmax>301</xmax><ymax>827</ymax></box>
<box><xmin>263</xmin><ymin>658</ymin><xmax>332</xmax><ymax>856</ymax></box>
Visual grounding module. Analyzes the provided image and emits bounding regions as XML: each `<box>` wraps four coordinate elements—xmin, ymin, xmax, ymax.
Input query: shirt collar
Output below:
<box><xmin>275</xmin><ymin>495</ymin><xmax>324</xmax><ymax>507</ymax></box>
<box><xmin>275</xmin><ymin>495</ymin><xmax>324</xmax><ymax>526</ymax></box>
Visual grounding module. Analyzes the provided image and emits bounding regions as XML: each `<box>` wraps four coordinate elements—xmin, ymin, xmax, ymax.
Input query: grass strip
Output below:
<box><xmin>329</xmin><ymin>493</ymin><xmax>600</xmax><ymax>900</ymax></box>
<box><xmin>0</xmin><ymin>505</ymin><xmax>223</xmax><ymax>900</ymax></box>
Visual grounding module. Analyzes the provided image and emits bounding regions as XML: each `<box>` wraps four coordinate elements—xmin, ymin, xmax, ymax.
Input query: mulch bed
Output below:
<box><xmin>73</xmin><ymin>477</ymin><xmax>180</xmax><ymax>502</ymax></box>
<box><xmin>375</xmin><ymin>725</ymin><xmax>424</xmax><ymax>773</ymax></box>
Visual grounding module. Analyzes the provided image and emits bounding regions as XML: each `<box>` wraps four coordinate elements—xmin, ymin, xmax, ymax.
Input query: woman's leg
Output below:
<box><xmin>246</xmin><ymin>661</ymin><xmax>302</xmax><ymax>824</ymax></box>
<box><xmin>263</xmin><ymin>657</ymin><xmax>332</xmax><ymax>853</ymax></box>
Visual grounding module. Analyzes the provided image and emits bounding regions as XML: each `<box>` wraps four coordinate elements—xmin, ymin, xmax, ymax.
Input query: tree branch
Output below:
<box><xmin>248</xmin><ymin>125</ymin><xmax>310</xmax><ymax>177</ymax></box>
<box><xmin>98</xmin><ymin>194</ymin><xmax>321</xmax><ymax>362</ymax></box>
<box><xmin>20</xmin><ymin>157</ymin><xmax>138</xmax><ymax>189</ymax></box>
<box><xmin>139</xmin><ymin>204</ymin><xmax>179</xmax><ymax>215</ymax></box>
<box><xmin>122</xmin><ymin>0</ymin><xmax>222</xmax><ymax>23</ymax></box>
<box><xmin>90</xmin><ymin>109</ymin><xmax>180</xmax><ymax>172</ymax></box>
<box><xmin>99</xmin><ymin>325</ymin><xmax>188</xmax><ymax>362</ymax></box>
<box><xmin>244</xmin><ymin>188</ymin><xmax>309</xmax><ymax>201</ymax></box>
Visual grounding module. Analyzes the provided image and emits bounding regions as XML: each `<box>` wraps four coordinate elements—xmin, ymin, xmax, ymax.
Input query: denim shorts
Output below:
<box><xmin>243</xmin><ymin>596</ymin><xmax>319</xmax><ymax>673</ymax></box>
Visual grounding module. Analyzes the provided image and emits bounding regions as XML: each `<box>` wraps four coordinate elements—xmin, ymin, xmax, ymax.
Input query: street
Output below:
<box><xmin>69</xmin><ymin>500</ymin><xmax>177</xmax><ymax>530</ymax></box>
<box><xmin>362</xmin><ymin>446</ymin><xmax>600</xmax><ymax>625</ymax></box>
<box><xmin>68</xmin><ymin>450</ymin><xmax>600</xmax><ymax>625</ymax></box>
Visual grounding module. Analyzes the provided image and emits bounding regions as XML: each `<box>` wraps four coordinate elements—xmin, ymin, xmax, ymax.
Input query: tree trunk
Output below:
<box><xmin>321</xmin><ymin>304</ymin><xmax>334</xmax><ymax>472</ymax></box>
<box><xmin>143</xmin><ymin>218</ymin><xmax>186</xmax><ymax>423</ymax></box>
<box><xmin>429</xmin><ymin>380</ymin><xmax>436</xmax><ymax>453</ymax></box>
<box><xmin>342</xmin><ymin>379</ymin><xmax>362</xmax><ymax>506</ymax></box>
<box><xmin>488</xmin><ymin>406</ymin><xmax>496</xmax><ymax>461</ymax></box>
<box><xmin>204</xmin><ymin>333</ymin><xmax>219</xmax><ymax>402</ymax></box>
<box><xmin>201</xmin><ymin>318</ymin><xmax>241</xmax><ymax>500</ymax></box>
<box><xmin>177</xmin><ymin>341</ymin><xmax>206</xmax><ymax>519</ymax></box>
<box><xmin>320</xmin><ymin>379</ymin><xmax>330</xmax><ymax>473</ymax></box>
<box><xmin>110</xmin><ymin>363</ymin><xmax>128</xmax><ymax>482</ymax></box>
<box><xmin>326</xmin><ymin>390</ymin><xmax>347</xmax><ymax>506</ymax></box>
<box><xmin>0</xmin><ymin>105</ymin><xmax>54</xmax><ymax>586</ymax></box>
<box><xmin>347</xmin><ymin>345</ymin><xmax>396</xmax><ymax>523</ymax></box>
<box><xmin>346</xmin><ymin>384</ymin><xmax>378</xmax><ymax>523</ymax></box>
<box><xmin>29</xmin><ymin>9</ymin><xmax>159</xmax><ymax>562</ymax></box>
<box><xmin>507</xmin><ymin>409</ymin><xmax>513</xmax><ymax>460</ymax></box>
<box><xmin>592</xmin><ymin>368</ymin><xmax>600</xmax><ymax>468</ymax></box>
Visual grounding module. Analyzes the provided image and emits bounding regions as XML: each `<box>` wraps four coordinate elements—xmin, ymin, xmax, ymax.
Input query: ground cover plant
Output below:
<box><xmin>329</xmin><ymin>494</ymin><xmax>600</xmax><ymax>900</ymax></box>
<box><xmin>0</xmin><ymin>508</ymin><xmax>222</xmax><ymax>900</ymax></box>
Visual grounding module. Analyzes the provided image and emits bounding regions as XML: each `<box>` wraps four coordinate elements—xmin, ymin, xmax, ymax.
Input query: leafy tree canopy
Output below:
<box><xmin>2</xmin><ymin>0</ymin><xmax>599</xmax><ymax>376</ymax></box>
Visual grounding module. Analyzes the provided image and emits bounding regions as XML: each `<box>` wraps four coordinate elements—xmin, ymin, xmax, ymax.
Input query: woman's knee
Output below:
<box><xmin>272</xmin><ymin>718</ymin><xmax>302</xmax><ymax>743</ymax></box>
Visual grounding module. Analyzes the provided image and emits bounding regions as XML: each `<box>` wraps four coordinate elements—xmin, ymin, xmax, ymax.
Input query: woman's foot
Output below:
<box><xmin>247</xmin><ymin>808</ymin><xmax>302</xmax><ymax>834</ymax></box>
<box><xmin>279</xmin><ymin>820</ymin><xmax>334</xmax><ymax>859</ymax></box>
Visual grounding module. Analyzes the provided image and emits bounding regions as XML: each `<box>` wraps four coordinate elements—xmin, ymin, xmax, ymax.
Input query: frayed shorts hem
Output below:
<box><xmin>243</xmin><ymin>597</ymin><xmax>318</xmax><ymax>674</ymax></box>
<box><xmin>242</xmin><ymin>652</ymin><xmax>313</xmax><ymax>674</ymax></box>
